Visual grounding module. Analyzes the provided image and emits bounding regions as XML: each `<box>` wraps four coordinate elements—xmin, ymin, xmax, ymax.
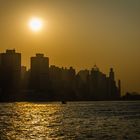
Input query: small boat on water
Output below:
<box><xmin>61</xmin><ymin>101</ymin><xmax>67</xmax><ymax>104</ymax></box>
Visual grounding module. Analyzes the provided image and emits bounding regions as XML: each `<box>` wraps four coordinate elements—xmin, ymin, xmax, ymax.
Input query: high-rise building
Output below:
<box><xmin>108</xmin><ymin>68</ymin><xmax>118</xmax><ymax>99</ymax></box>
<box><xmin>30</xmin><ymin>53</ymin><xmax>49</xmax><ymax>91</ymax></box>
<box><xmin>90</xmin><ymin>65</ymin><xmax>108</xmax><ymax>100</ymax></box>
<box><xmin>0</xmin><ymin>49</ymin><xmax>21</xmax><ymax>94</ymax></box>
<box><xmin>109</xmin><ymin>68</ymin><xmax>115</xmax><ymax>81</ymax></box>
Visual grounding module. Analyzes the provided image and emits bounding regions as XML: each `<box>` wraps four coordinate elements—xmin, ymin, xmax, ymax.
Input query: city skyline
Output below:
<box><xmin>0</xmin><ymin>0</ymin><xmax>140</xmax><ymax>93</ymax></box>
<box><xmin>0</xmin><ymin>49</ymin><xmax>139</xmax><ymax>95</ymax></box>
<box><xmin>0</xmin><ymin>49</ymin><xmax>121</xmax><ymax>101</ymax></box>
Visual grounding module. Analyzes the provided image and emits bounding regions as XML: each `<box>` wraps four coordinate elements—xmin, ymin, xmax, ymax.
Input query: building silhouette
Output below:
<box><xmin>108</xmin><ymin>68</ymin><xmax>119</xmax><ymax>100</ymax></box>
<box><xmin>30</xmin><ymin>53</ymin><xmax>51</xmax><ymax>100</ymax></box>
<box><xmin>0</xmin><ymin>49</ymin><xmax>21</xmax><ymax>101</ymax></box>
<box><xmin>76</xmin><ymin>70</ymin><xmax>90</xmax><ymax>100</ymax></box>
<box><xmin>49</xmin><ymin>66</ymin><xmax>76</xmax><ymax>100</ymax></box>
<box><xmin>89</xmin><ymin>65</ymin><xmax>108</xmax><ymax>100</ymax></box>
<box><xmin>0</xmin><ymin>49</ymin><xmax>122</xmax><ymax>101</ymax></box>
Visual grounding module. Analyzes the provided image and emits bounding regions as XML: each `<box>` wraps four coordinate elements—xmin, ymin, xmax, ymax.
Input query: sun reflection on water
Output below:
<box><xmin>1</xmin><ymin>102</ymin><xmax>65</xmax><ymax>139</ymax></box>
<box><xmin>0</xmin><ymin>102</ymin><xmax>140</xmax><ymax>139</ymax></box>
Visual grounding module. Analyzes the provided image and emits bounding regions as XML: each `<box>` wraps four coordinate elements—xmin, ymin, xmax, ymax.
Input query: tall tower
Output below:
<box><xmin>109</xmin><ymin>68</ymin><xmax>115</xmax><ymax>81</ymax></box>
<box><xmin>108</xmin><ymin>68</ymin><xmax>118</xmax><ymax>100</ymax></box>
<box><xmin>30</xmin><ymin>53</ymin><xmax>49</xmax><ymax>91</ymax></box>
<box><xmin>0</xmin><ymin>49</ymin><xmax>21</xmax><ymax>93</ymax></box>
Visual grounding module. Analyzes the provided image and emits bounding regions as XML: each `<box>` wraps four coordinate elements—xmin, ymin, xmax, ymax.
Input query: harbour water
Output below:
<box><xmin>0</xmin><ymin>101</ymin><xmax>140</xmax><ymax>139</ymax></box>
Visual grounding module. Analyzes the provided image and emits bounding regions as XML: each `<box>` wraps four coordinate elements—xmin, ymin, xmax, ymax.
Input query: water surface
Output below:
<box><xmin>0</xmin><ymin>101</ymin><xmax>140</xmax><ymax>139</ymax></box>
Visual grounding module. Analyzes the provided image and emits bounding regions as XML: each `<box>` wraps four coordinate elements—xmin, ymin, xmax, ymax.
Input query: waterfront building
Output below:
<box><xmin>0</xmin><ymin>49</ymin><xmax>21</xmax><ymax>100</ymax></box>
<box><xmin>30</xmin><ymin>53</ymin><xmax>49</xmax><ymax>92</ymax></box>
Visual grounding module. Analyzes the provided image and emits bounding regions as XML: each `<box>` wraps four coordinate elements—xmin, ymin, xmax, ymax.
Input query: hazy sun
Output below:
<box><xmin>29</xmin><ymin>17</ymin><xmax>43</xmax><ymax>32</ymax></box>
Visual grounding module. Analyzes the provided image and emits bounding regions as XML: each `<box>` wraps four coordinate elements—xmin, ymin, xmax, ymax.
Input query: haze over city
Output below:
<box><xmin>0</xmin><ymin>0</ymin><xmax>140</xmax><ymax>94</ymax></box>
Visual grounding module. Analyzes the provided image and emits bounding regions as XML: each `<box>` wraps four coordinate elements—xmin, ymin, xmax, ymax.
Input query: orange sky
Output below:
<box><xmin>0</xmin><ymin>0</ymin><xmax>140</xmax><ymax>94</ymax></box>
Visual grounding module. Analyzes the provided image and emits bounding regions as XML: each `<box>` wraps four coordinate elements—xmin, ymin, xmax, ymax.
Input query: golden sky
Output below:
<box><xmin>0</xmin><ymin>0</ymin><xmax>140</xmax><ymax>94</ymax></box>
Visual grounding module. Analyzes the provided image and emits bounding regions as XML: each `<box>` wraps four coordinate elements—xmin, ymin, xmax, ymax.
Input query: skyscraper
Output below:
<box><xmin>109</xmin><ymin>68</ymin><xmax>115</xmax><ymax>81</ymax></box>
<box><xmin>108</xmin><ymin>68</ymin><xmax>118</xmax><ymax>99</ymax></box>
<box><xmin>0</xmin><ymin>49</ymin><xmax>21</xmax><ymax>99</ymax></box>
<box><xmin>30</xmin><ymin>53</ymin><xmax>49</xmax><ymax>91</ymax></box>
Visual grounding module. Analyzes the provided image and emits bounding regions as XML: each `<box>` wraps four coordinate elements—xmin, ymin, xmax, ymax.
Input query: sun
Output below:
<box><xmin>28</xmin><ymin>17</ymin><xmax>43</xmax><ymax>32</ymax></box>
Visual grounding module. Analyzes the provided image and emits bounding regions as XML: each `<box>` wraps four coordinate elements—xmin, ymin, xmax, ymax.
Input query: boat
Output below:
<box><xmin>61</xmin><ymin>101</ymin><xmax>67</xmax><ymax>104</ymax></box>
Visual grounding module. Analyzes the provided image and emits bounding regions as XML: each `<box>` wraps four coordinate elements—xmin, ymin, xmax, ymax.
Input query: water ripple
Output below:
<box><xmin>0</xmin><ymin>101</ymin><xmax>140</xmax><ymax>139</ymax></box>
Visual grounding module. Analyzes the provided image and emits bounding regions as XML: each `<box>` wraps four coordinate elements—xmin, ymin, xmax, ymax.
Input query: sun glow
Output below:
<box><xmin>29</xmin><ymin>17</ymin><xmax>43</xmax><ymax>32</ymax></box>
